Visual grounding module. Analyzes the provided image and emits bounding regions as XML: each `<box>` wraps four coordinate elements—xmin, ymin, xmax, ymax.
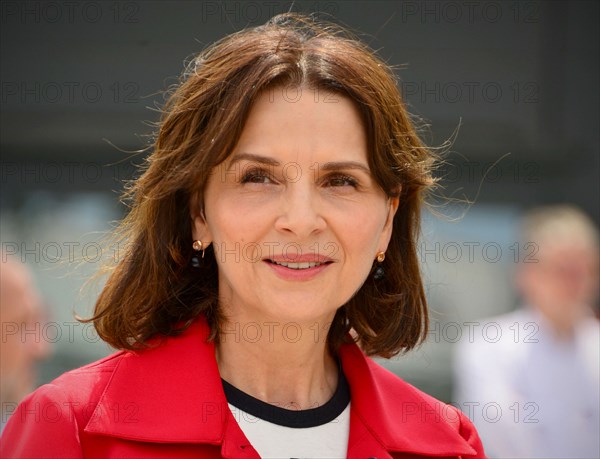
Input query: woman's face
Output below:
<box><xmin>193</xmin><ymin>86</ymin><xmax>399</xmax><ymax>325</ymax></box>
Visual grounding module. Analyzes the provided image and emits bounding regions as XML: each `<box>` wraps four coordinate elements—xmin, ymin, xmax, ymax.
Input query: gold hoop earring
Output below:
<box><xmin>376</xmin><ymin>251</ymin><xmax>385</xmax><ymax>263</ymax></box>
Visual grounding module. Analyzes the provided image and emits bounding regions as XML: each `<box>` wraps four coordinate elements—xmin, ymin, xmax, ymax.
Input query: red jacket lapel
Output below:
<box><xmin>340</xmin><ymin>342</ymin><xmax>479</xmax><ymax>457</ymax></box>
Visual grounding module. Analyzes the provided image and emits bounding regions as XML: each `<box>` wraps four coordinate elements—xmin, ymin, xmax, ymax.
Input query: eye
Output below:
<box><xmin>240</xmin><ymin>168</ymin><xmax>275</xmax><ymax>185</ymax></box>
<box><xmin>324</xmin><ymin>174</ymin><xmax>359</xmax><ymax>188</ymax></box>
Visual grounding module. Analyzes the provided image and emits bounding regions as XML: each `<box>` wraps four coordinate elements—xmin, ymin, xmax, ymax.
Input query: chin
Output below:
<box><xmin>267</xmin><ymin>300</ymin><xmax>338</xmax><ymax>325</ymax></box>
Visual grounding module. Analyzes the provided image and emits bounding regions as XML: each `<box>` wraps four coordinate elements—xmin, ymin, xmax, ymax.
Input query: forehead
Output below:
<box><xmin>538</xmin><ymin>240</ymin><xmax>599</xmax><ymax>265</ymax></box>
<box><xmin>232</xmin><ymin>86</ymin><xmax>368</xmax><ymax>163</ymax></box>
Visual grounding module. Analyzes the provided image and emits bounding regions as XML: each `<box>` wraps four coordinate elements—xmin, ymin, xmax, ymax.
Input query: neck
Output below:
<box><xmin>215</xmin><ymin>314</ymin><xmax>338</xmax><ymax>410</ymax></box>
<box><xmin>531</xmin><ymin>305</ymin><xmax>582</xmax><ymax>342</ymax></box>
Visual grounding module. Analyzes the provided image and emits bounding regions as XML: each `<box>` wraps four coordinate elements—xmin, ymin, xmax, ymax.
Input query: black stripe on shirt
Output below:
<box><xmin>221</xmin><ymin>363</ymin><xmax>350</xmax><ymax>428</ymax></box>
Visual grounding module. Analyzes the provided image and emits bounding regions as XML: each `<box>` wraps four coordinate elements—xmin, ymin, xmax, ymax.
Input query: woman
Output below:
<box><xmin>1</xmin><ymin>13</ymin><xmax>486</xmax><ymax>458</ymax></box>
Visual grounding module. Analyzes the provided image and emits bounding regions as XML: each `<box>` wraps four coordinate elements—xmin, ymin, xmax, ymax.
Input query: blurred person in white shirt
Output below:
<box><xmin>0</xmin><ymin>255</ymin><xmax>51</xmax><ymax>433</ymax></box>
<box><xmin>454</xmin><ymin>205</ymin><xmax>600</xmax><ymax>458</ymax></box>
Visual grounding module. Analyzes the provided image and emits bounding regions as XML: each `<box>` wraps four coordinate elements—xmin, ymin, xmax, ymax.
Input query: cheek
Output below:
<box><xmin>206</xmin><ymin>208</ymin><xmax>269</xmax><ymax>278</ymax></box>
<box><xmin>206</xmin><ymin>193</ymin><xmax>270</xmax><ymax>243</ymax></box>
<box><xmin>335</xmin><ymin>205</ymin><xmax>388</xmax><ymax>255</ymax></box>
<box><xmin>0</xmin><ymin>339</ymin><xmax>20</xmax><ymax>366</ymax></box>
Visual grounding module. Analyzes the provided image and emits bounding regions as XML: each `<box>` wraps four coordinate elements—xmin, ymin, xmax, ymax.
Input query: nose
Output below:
<box><xmin>26</xmin><ymin>312</ymin><xmax>52</xmax><ymax>362</ymax></box>
<box><xmin>274</xmin><ymin>182</ymin><xmax>326</xmax><ymax>239</ymax></box>
<box><xmin>30</xmin><ymin>327</ymin><xmax>52</xmax><ymax>361</ymax></box>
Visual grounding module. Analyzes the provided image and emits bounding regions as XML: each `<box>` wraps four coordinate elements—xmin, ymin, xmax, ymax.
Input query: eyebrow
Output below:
<box><xmin>227</xmin><ymin>153</ymin><xmax>371</xmax><ymax>174</ymax></box>
<box><xmin>318</xmin><ymin>161</ymin><xmax>371</xmax><ymax>174</ymax></box>
<box><xmin>226</xmin><ymin>153</ymin><xmax>279</xmax><ymax>170</ymax></box>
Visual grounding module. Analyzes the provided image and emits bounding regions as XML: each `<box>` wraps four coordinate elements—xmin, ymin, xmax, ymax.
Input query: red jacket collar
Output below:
<box><xmin>85</xmin><ymin>317</ymin><xmax>476</xmax><ymax>457</ymax></box>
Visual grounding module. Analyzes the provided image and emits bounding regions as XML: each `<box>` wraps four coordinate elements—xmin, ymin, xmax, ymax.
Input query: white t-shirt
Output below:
<box><xmin>222</xmin><ymin>367</ymin><xmax>351</xmax><ymax>458</ymax></box>
<box><xmin>454</xmin><ymin>308</ymin><xmax>600</xmax><ymax>458</ymax></box>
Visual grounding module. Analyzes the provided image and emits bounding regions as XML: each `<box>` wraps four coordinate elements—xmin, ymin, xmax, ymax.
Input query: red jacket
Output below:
<box><xmin>1</xmin><ymin>317</ymin><xmax>486</xmax><ymax>458</ymax></box>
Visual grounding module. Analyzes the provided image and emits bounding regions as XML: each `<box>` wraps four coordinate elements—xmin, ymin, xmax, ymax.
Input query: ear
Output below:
<box><xmin>190</xmin><ymin>192</ymin><xmax>213</xmax><ymax>246</ymax></box>
<box><xmin>377</xmin><ymin>192</ymin><xmax>400</xmax><ymax>253</ymax></box>
<box><xmin>515</xmin><ymin>259</ymin><xmax>534</xmax><ymax>297</ymax></box>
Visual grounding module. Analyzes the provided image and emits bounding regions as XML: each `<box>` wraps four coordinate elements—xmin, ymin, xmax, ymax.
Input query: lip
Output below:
<box><xmin>263</xmin><ymin>255</ymin><xmax>333</xmax><ymax>281</ymax></box>
<box><xmin>267</xmin><ymin>253</ymin><xmax>334</xmax><ymax>263</ymax></box>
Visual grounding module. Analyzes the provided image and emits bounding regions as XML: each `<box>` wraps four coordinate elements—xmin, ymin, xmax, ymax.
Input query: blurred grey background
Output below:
<box><xmin>1</xmin><ymin>0</ymin><xmax>598</xmax><ymax>402</ymax></box>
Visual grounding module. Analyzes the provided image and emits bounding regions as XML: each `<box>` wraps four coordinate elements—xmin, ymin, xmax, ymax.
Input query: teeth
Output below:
<box><xmin>272</xmin><ymin>261</ymin><xmax>323</xmax><ymax>269</ymax></box>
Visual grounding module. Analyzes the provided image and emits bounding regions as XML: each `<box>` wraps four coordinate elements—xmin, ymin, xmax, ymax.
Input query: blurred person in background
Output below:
<box><xmin>0</xmin><ymin>254</ymin><xmax>51</xmax><ymax>433</ymax></box>
<box><xmin>454</xmin><ymin>205</ymin><xmax>600</xmax><ymax>458</ymax></box>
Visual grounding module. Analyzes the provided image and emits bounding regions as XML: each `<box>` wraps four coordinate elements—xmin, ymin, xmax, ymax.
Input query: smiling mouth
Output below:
<box><xmin>266</xmin><ymin>260</ymin><xmax>333</xmax><ymax>270</ymax></box>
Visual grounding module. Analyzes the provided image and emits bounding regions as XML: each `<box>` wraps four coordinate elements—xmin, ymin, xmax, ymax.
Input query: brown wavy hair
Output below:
<box><xmin>86</xmin><ymin>13</ymin><xmax>435</xmax><ymax>358</ymax></box>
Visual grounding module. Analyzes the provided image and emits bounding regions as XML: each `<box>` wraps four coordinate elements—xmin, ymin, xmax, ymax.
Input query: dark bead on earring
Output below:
<box><xmin>373</xmin><ymin>265</ymin><xmax>385</xmax><ymax>280</ymax></box>
<box><xmin>191</xmin><ymin>254</ymin><xmax>201</xmax><ymax>268</ymax></box>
